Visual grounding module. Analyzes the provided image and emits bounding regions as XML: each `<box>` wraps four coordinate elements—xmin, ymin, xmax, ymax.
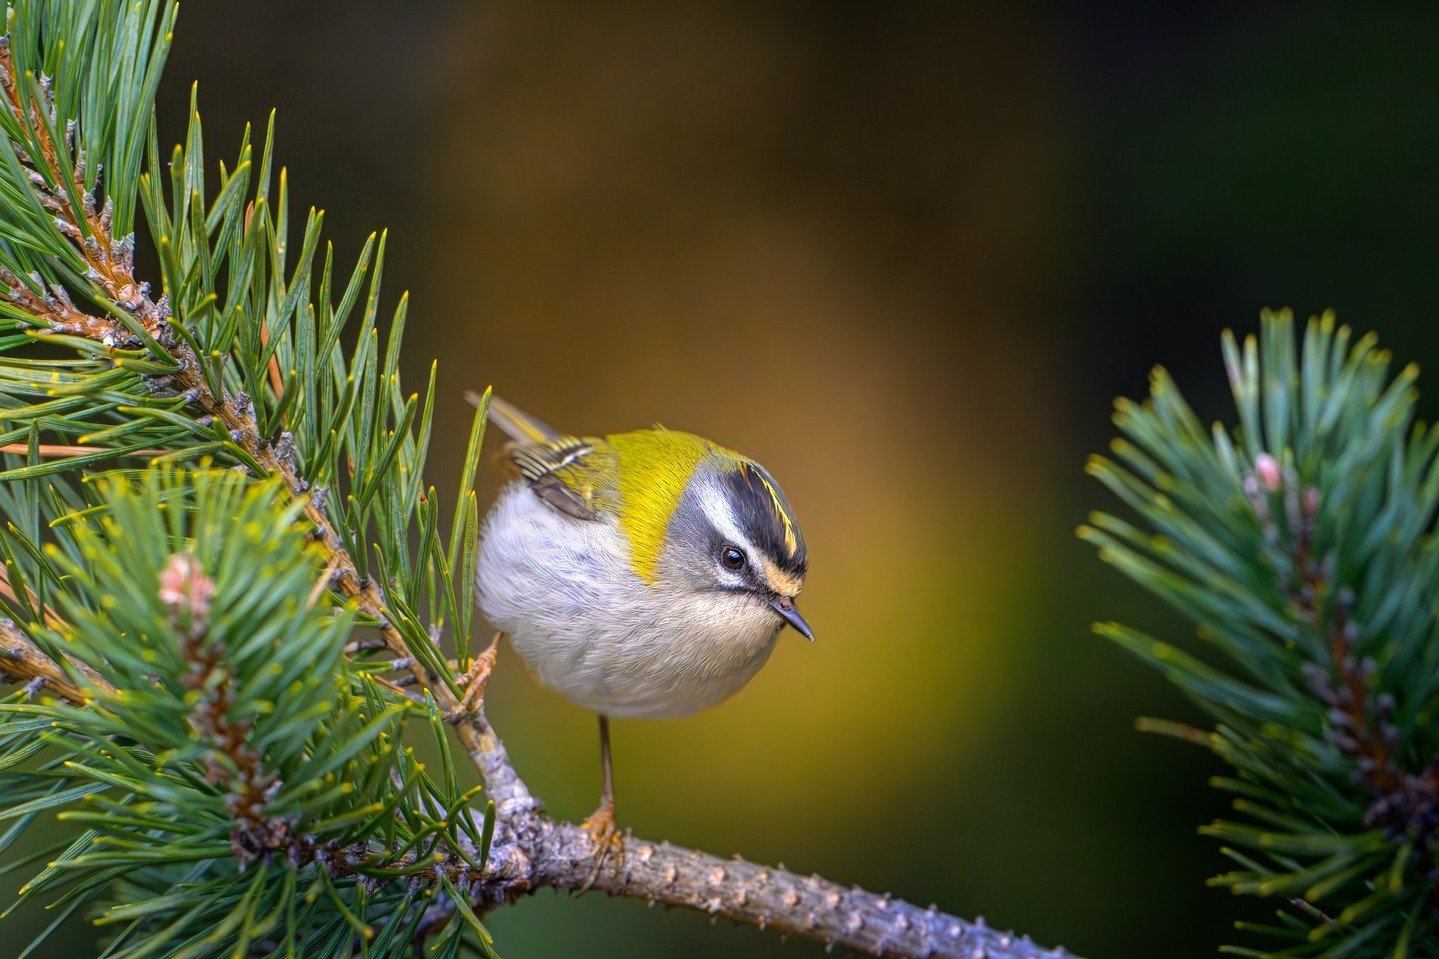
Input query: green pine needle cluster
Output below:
<box><xmin>1084</xmin><ymin>311</ymin><xmax>1439</xmax><ymax>957</ymax></box>
<box><xmin>0</xmin><ymin>2</ymin><xmax>499</xmax><ymax>956</ymax></box>
<box><xmin>2</xmin><ymin>471</ymin><xmax>493</xmax><ymax>958</ymax></box>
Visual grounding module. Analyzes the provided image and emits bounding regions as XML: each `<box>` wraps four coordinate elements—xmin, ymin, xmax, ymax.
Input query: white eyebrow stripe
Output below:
<box><xmin>697</xmin><ymin>477</ymin><xmax>761</xmax><ymax>559</ymax></box>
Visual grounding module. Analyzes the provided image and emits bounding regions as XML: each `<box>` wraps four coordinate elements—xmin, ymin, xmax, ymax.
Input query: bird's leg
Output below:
<box><xmin>581</xmin><ymin>714</ymin><xmax>622</xmax><ymax>863</ymax></box>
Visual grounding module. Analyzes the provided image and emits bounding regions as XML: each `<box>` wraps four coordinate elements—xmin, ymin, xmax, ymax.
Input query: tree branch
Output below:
<box><xmin>461</xmin><ymin>690</ymin><xmax>1074</xmax><ymax>959</ymax></box>
<box><xmin>0</xmin><ymin>617</ymin><xmax>93</xmax><ymax>703</ymax></box>
<box><xmin>0</xmin><ymin>571</ymin><xmax>109</xmax><ymax>702</ymax></box>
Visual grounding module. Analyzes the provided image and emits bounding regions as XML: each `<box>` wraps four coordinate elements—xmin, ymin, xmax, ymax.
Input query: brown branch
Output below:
<box><xmin>0</xmin><ymin>443</ymin><xmax>167</xmax><ymax>457</ymax></box>
<box><xmin>471</xmin><ymin>808</ymin><xmax>1070</xmax><ymax>959</ymax></box>
<box><xmin>443</xmin><ymin>646</ymin><xmax>1071</xmax><ymax>957</ymax></box>
<box><xmin>1269</xmin><ymin>469</ymin><xmax>1439</xmax><ymax>897</ymax></box>
<box><xmin>459</xmin><ymin>694</ymin><xmax>1073</xmax><ymax>959</ymax></box>
<box><xmin>0</xmin><ymin>563</ymin><xmax>108</xmax><ymax>702</ymax></box>
<box><xmin>0</xmin><ymin>617</ymin><xmax>94</xmax><ymax>703</ymax></box>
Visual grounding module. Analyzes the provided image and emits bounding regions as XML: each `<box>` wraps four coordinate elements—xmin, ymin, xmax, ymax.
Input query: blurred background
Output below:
<box><xmin>15</xmin><ymin>2</ymin><xmax>1439</xmax><ymax>957</ymax></box>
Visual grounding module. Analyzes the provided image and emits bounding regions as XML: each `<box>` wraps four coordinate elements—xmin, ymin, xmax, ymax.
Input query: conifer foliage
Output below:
<box><xmin>4</xmin><ymin>472</ymin><xmax>492</xmax><ymax>956</ymax></box>
<box><xmin>0</xmin><ymin>2</ymin><xmax>1425</xmax><ymax>957</ymax></box>
<box><xmin>1085</xmin><ymin>312</ymin><xmax>1439</xmax><ymax>957</ymax></box>
<box><xmin>0</xmin><ymin>2</ymin><xmax>498</xmax><ymax>955</ymax></box>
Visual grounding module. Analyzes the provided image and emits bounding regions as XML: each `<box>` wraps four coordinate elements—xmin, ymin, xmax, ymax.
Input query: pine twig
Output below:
<box><xmin>0</xmin><ymin>566</ymin><xmax>108</xmax><ymax>701</ymax></box>
<box><xmin>456</xmin><ymin>682</ymin><xmax>1072</xmax><ymax>959</ymax></box>
<box><xmin>473</xmin><ymin>802</ymin><xmax>1072</xmax><ymax>959</ymax></box>
<box><xmin>1089</xmin><ymin>314</ymin><xmax>1439</xmax><ymax>954</ymax></box>
<box><xmin>0</xmin><ymin>617</ymin><xmax>95</xmax><ymax>703</ymax></box>
<box><xmin>1278</xmin><ymin>468</ymin><xmax>1439</xmax><ymax>890</ymax></box>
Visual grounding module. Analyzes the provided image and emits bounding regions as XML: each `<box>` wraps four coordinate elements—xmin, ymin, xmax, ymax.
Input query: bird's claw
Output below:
<box><xmin>582</xmin><ymin>803</ymin><xmax>619</xmax><ymax>846</ymax></box>
<box><xmin>578</xmin><ymin>802</ymin><xmax>624</xmax><ymax>890</ymax></box>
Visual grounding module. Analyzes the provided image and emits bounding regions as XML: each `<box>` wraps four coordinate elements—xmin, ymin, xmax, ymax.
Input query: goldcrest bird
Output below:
<box><xmin>470</xmin><ymin>394</ymin><xmax>811</xmax><ymax>842</ymax></box>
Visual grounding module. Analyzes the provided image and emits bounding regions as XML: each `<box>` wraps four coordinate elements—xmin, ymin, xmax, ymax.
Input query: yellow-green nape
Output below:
<box><xmin>609</xmin><ymin>428</ymin><xmax>716</xmax><ymax>584</ymax></box>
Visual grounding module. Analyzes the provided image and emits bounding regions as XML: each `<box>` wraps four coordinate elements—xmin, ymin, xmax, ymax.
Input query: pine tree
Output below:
<box><xmin>0</xmin><ymin>4</ymin><xmax>1070</xmax><ymax>957</ymax></box>
<box><xmin>1085</xmin><ymin>311</ymin><xmax>1439</xmax><ymax>957</ymax></box>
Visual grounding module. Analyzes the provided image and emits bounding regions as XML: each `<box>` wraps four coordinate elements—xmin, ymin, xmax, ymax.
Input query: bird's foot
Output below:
<box><xmin>582</xmin><ymin>802</ymin><xmax>619</xmax><ymax>846</ymax></box>
<box><xmin>578</xmin><ymin>801</ymin><xmax>624</xmax><ymax>890</ymax></box>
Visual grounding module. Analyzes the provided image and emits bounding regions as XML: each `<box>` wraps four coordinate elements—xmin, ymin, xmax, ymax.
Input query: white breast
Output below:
<box><xmin>476</xmin><ymin>484</ymin><xmax>781</xmax><ymax>718</ymax></box>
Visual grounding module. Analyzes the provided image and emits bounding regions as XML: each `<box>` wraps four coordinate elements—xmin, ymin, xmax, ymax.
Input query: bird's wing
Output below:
<box><xmin>506</xmin><ymin>435</ymin><xmax>615</xmax><ymax>521</ymax></box>
<box><xmin>463</xmin><ymin>392</ymin><xmax>611</xmax><ymax>520</ymax></box>
<box><xmin>466</xmin><ymin>392</ymin><xmax>560</xmax><ymax>444</ymax></box>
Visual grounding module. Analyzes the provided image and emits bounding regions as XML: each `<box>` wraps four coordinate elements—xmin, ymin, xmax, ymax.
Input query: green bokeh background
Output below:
<box><xmin>10</xmin><ymin>3</ymin><xmax>1439</xmax><ymax>957</ymax></box>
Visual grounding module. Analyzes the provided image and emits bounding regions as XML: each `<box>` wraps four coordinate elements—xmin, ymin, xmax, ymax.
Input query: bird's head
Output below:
<box><xmin>658</xmin><ymin>454</ymin><xmax>812</xmax><ymax>641</ymax></box>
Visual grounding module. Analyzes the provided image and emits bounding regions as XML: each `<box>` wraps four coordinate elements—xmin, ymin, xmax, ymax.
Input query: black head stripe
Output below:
<box><xmin>720</xmin><ymin>462</ymin><xmax>807</xmax><ymax>576</ymax></box>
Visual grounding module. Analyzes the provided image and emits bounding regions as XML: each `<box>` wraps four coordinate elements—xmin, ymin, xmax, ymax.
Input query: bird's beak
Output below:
<box><xmin>769</xmin><ymin>595</ymin><xmax>814</xmax><ymax>641</ymax></box>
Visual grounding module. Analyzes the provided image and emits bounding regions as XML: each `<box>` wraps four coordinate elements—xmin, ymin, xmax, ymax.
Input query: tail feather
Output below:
<box><xmin>465</xmin><ymin>391</ymin><xmax>560</xmax><ymax>444</ymax></box>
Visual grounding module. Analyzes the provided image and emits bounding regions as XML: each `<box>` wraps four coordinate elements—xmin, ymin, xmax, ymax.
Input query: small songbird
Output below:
<box><xmin>471</xmin><ymin>394</ymin><xmax>811</xmax><ymax>844</ymax></box>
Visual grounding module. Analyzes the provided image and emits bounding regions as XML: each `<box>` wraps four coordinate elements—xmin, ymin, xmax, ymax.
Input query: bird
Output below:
<box><xmin>469</xmin><ymin>393</ymin><xmax>812</xmax><ymax>846</ymax></box>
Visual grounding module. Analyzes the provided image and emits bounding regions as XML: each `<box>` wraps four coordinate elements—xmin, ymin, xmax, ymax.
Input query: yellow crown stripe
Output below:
<box><xmin>749</xmin><ymin>465</ymin><xmax>798</xmax><ymax>557</ymax></box>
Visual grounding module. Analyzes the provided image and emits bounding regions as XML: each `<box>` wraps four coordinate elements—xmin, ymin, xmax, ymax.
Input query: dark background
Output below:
<box><xmin>13</xmin><ymin>2</ymin><xmax>1439</xmax><ymax>957</ymax></box>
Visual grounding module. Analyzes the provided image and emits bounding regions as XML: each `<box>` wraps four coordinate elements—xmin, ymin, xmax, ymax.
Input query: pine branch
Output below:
<box><xmin>453</xmin><ymin>682</ymin><xmax>1071</xmax><ymax>959</ymax></box>
<box><xmin>0</xmin><ymin>615</ymin><xmax>88</xmax><ymax>701</ymax></box>
<box><xmin>1085</xmin><ymin>311</ymin><xmax>1439</xmax><ymax>957</ymax></box>
<box><xmin>0</xmin><ymin>471</ymin><xmax>503</xmax><ymax>957</ymax></box>
<box><xmin>0</xmin><ymin>14</ymin><xmax>440</xmax><ymax>698</ymax></box>
<box><xmin>0</xmin><ymin>108</ymin><xmax>1076</xmax><ymax>951</ymax></box>
<box><xmin>0</xmin><ymin>568</ymin><xmax>106</xmax><ymax>701</ymax></box>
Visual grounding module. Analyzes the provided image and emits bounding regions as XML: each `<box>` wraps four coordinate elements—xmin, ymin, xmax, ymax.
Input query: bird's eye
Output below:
<box><xmin>720</xmin><ymin>546</ymin><xmax>746</xmax><ymax>571</ymax></box>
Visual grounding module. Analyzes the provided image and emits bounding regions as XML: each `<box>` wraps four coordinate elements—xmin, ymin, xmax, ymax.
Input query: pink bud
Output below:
<box><xmin>1254</xmin><ymin>453</ymin><xmax>1281</xmax><ymax>492</ymax></box>
<box><xmin>159</xmin><ymin>553</ymin><xmax>214</xmax><ymax>620</ymax></box>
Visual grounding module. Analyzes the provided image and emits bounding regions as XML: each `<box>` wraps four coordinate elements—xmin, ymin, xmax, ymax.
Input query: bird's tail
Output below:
<box><xmin>465</xmin><ymin>391</ymin><xmax>560</xmax><ymax>444</ymax></box>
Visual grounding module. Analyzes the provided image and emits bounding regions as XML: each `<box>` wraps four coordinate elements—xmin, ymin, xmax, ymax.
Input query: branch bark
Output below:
<box><xmin>0</xmin><ymin>597</ymin><xmax>109</xmax><ymax>702</ymax></box>
<box><xmin>464</xmin><ymin>704</ymin><xmax>1075</xmax><ymax>959</ymax></box>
